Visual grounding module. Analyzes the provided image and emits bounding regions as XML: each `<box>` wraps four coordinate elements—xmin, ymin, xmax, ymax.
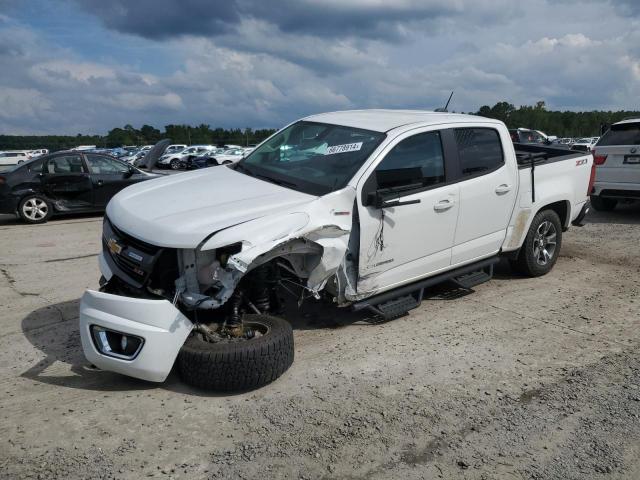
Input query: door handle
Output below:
<box><xmin>495</xmin><ymin>184</ymin><xmax>511</xmax><ymax>195</ymax></box>
<box><xmin>97</xmin><ymin>180</ymin><xmax>104</xmax><ymax>187</ymax></box>
<box><xmin>434</xmin><ymin>200</ymin><xmax>455</xmax><ymax>212</ymax></box>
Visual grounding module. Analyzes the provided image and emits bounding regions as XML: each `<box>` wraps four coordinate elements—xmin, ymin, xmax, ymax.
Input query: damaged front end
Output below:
<box><xmin>80</xmin><ymin>187</ymin><xmax>359</xmax><ymax>382</ymax></box>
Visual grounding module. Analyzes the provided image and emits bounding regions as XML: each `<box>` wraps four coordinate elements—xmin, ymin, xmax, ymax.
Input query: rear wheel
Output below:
<box><xmin>590</xmin><ymin>195</ymin><xmax>617</xmax><ymax>212</ymax></box>
<box><xmin>510</xmin><ymin>209</ymin><xmax>562</xmax><ymax>277</ymax></box>
<box><xmin>177</xmin><ymin>314</ymin><xmax>294</xmax><ymax>392</ymax></box>
<box><xmin>18</xmin><ymin>195</ymin><xmax>52</xmax><ymax>224</ymax></box>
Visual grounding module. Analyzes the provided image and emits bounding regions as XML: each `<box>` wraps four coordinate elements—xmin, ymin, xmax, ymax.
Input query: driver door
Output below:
<box><xmin>357</xmin><ymin>130</ymin><xmax>459</xmax><ymax>294</ymax></box>
<box><xmin>41</xmin><ymin>154</ymin><xmax>93</xmax><ymax>210</ymax></box>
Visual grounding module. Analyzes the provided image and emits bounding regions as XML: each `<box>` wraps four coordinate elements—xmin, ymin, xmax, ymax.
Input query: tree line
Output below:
<box><xmin>476</xmin><ymin>101</ymin><xmax>640</xmax><ymax>137</ymax></box>
<box><xmin>2</xmin><ymin>102</ymin><xmax>640</xmax><ymax>151</ymax></box>
<box><xmin>0</xmin><ymin>124</ymin><xmax>277</xmax><ymax>151</ymax></box>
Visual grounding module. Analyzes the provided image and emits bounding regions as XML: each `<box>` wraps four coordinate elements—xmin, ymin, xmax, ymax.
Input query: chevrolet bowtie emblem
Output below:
<box><xmin>107</xmin><ymin>238</ymin><xmax>122</xmax><ymax>255</ymax></box>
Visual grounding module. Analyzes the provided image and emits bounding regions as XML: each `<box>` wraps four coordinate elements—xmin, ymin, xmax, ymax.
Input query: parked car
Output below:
<box><xmin>78</xmin><ymin>110</ymin><xmax>593</xmax><ymax>392</ymax></box>
<box><xmin>509</xmin><ymin>128</ymin><xmax>551</xmax><ymax>144</ymax></box>
<box><xmin>210</xmin><ymin>147</ymin><xmax>247</xmax><ymax>165</ymax></box>
<box><xmin>571</xmin><ymin>137</ymin><xmax>599</xmax><ymax>152</ymax></box>
<box><xmin>122</xmin><ymin>151</ymin><xmax>147</xmax><ymax>165</ymax></box>
<box><xmin>165</xmin><ymin>144</ymin><xmax>187</xmax><ymax>155</ymax></box>
<box><xmin>184</xmin><ymin>151</ymin><xmax>220</xmax><ymax>170</ymax></box>
<box><xmin>29</xmin><ymin>149</ymin><xmax>49</xmax><ymax>158</ymax></box>
<box><xmin>0</xmin><ymin>151</ymin><xmax>158</xmax><ymax>224</ymax></box>
<box><xmin>590</xmin><ymin>118</ymin><xmax>640</xmax><ymax>210</ymax></box>
<box><xmin>0</xmin><ymin>151</ymin><xmax>30</xmax><ymax>166</ymax></box>
<box><xmin>157</xmin><ymin>145</ymin><xmax>216</xmax><ymax>170</ymax></box>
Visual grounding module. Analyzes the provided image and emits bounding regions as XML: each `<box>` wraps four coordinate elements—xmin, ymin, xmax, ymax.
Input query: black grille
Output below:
<box><xmin>109</xmin><ymin>221</ymin><xmax>160</xmax><ymax>255</ymax></box>
<box><xmin>103</xmin><ymin>217</ymin><xmax>162</xmax><ymax>288</ymax></box>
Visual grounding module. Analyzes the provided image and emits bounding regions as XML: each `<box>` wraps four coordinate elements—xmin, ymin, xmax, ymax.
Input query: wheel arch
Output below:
<box><xmin>538</xmin><ymin>200</ymin><xmax>570</xmax><ymax>230</ymax></box>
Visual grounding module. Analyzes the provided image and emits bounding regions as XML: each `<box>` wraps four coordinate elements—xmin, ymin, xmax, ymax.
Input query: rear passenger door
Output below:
<box><xmin>41</xmin><ymin>154</ymin><xmax>94</xmax><ymax>210</ymax></box>
<box><xmin>451</xmin><ymin>128</ymin><xmax>518</xmax><ymax>265</ymax></box>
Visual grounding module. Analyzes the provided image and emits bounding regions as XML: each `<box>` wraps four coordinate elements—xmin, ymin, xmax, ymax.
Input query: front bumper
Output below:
<box><xmin>79</xmin><ymin>289</ymin><xmax>193</xmax><ymax>382</ymax></box>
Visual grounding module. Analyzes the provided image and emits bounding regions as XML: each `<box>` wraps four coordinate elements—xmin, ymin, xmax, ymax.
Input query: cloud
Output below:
<box><xmin>1</xmin><ymin>0</ymin><xmax>640</xmax><ymax>135</ymax></box>
<box><xmin>73</xmin><ymin>0</ymin><xmax>518</xmax><ymax>42</ymax></box>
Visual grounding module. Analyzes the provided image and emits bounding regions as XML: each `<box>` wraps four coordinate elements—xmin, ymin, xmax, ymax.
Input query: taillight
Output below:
<box><xmin>588</xmin><ymin>163</ymin><xmax>596</xmax><ymax>195</ymax></box>
<box><xmin>593</xmin><ymin>152</ymin><xmax>607</xmax><ymax>165</ymax></box>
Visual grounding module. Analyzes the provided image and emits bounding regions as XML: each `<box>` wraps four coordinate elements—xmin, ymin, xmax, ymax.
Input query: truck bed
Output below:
<box><xmin>514</xmin><ymin>143</ymin><xmax>585</xmax><ymax>168</ymax></box>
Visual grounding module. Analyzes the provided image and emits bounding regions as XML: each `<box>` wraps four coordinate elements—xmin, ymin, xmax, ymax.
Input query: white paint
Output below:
<box><xmin>79</xmin><ymin>290</ymin><xmax>193</xmax><ymax>382</ymax></box>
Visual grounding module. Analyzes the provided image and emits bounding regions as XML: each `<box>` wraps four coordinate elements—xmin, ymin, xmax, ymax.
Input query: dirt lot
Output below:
<box><xmin>1</xmin><ymin>204</ymin><xmax>639</xmax><ymax>480</ymax></box>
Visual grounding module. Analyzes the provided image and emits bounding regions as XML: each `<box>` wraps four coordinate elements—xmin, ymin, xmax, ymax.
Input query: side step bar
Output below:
<box><xmin>352</xmin><ymin>256</ymin><xmax>500</xmax><ymax>321</ymax></box>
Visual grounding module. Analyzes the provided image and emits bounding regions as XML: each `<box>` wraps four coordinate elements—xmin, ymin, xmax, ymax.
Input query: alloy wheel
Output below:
<box><xmin>22</xmin><ymin>198</ymin><xmax>48</xmax><ymax>221</ymax></box>
<box><xmin>533</xmin><ymin>220</ymin><xmax>557</xmax><ymax>266</ymax></box>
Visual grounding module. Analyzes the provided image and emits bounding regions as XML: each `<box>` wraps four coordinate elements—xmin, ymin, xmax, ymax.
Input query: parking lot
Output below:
<box><xmin>0</xmin><ymin>201</ymin><xmax>638</xmax><ymax>479</ymax></box>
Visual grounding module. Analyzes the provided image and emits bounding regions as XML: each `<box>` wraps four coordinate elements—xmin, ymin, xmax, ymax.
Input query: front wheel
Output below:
<box><xmin>510</xmin><ymin>209</ymin><xmax>562</xmax><ymax>277</ymax></box>
<box><xmin>590</xmin><ymin>195</ymin><xmax>617</xmax><ymax>212</ymax></box>
<box><xmin>18</xmin><ymin>195</ymin><xmax>52</xmax><ymax>224</ymax></box>
<box><xmin>177</xmin><ymin>314</ymin><xmax>294</xmax><ymax>392</ymax></box>
<box><xmin>169</xmin><ymin>159</ymin><xmax>182</xmax><ymax>170</ymax></box>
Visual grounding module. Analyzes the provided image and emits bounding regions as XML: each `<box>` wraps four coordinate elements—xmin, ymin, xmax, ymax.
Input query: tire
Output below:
<box><xmin>177</xmin><ymin>314</ymin><xmax>294</xmax><ymax>392</ymax></box>
<box><xmin>510</xmin><ymin>209</ymin><xmax>562</xmax><ymax>277</ymax></box>
<box><xmin>18</xmin><ymin>195</ymin><xmax>52</xmax><ymax>224</ymax></box>
<box><xmin>222</xmin><ymin>160</ymin><xmax>232</xmax><ymax>165</ymax></box>
<box><xmin>590</xmin><ymin>195</ymin><xmax>617</xmax><ymax>212</ymax></box>
<box><xmin>170</xmin><ymin>159</ymin><xmax>181</xmax><ymax>170</ymax></box>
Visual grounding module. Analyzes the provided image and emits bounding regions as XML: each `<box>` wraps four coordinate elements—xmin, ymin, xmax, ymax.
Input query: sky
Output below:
<box><xmin>0</xmin><ymin>0</ymin><xmax>639</xmax><ymax>135</ymax></box>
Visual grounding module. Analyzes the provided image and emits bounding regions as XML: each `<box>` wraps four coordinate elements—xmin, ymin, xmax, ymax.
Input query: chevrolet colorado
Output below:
<box><xmin>79</xmin><ymin>110</ymin><xmax>593</xmax><ymax>391</ymax></box>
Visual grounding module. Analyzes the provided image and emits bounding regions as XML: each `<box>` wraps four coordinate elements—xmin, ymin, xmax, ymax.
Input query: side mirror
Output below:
<box><xmin>362</xmin><ymin>169</ymin><xmax>424</xmax><ymax>209</ymax></box>
<box><xmin>124</xmin><ymin>166</ymin><xmax>135</xmax><ymax>177</ymax></box>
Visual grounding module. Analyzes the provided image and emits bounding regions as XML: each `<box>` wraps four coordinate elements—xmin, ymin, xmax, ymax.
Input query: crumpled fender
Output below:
<box><xmin>199</xmin><ymin>187</ymin><xmax>355</xmax><ymax>293</ymax></box>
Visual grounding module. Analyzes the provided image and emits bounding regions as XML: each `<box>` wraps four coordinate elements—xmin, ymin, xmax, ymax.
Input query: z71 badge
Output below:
<box><xmin>575</xmin><ymin>158</ymin><xmax>588</xmax><ymax>166</ymax></box>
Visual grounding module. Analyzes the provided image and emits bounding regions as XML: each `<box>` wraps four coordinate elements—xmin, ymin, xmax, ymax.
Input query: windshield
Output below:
<box><xmin>237</xmin><ymin>121</ymin><xmax>386</xmax><ymax>195</ymax></box>
<box><xmin>598</xmin><ymin>123</ymin><xmax>640</xmax><ymax>146</ymax></box>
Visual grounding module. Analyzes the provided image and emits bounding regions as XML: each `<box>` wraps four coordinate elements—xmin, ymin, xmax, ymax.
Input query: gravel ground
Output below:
<box><xmin>0</xmin><ymin>202</ymin><xmax>639</xmax><ymax>479</ymax></box>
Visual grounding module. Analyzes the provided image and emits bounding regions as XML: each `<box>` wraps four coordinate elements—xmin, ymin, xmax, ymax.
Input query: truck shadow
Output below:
<box><xmin>19</xmin><ymin>272</ymin><xmax>520</xmax><ymax>395</ymax></box>
<box><xmin>19</xmin><ymin>297</ymin><xmax>381</xmax><ymax>395</ymax></box>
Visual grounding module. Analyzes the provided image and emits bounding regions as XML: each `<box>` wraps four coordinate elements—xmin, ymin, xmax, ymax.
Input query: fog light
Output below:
<box><xmin>90</xmin><ymin>325</ymin><xmax>144</xmax><ymax>360</ymax></box>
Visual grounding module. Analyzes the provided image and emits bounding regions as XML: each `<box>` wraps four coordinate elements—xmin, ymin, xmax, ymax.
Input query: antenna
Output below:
<box><xmin>435</xmin><ymin>91</ymin><xmax>454</xmax><ymax>112</ymax></box>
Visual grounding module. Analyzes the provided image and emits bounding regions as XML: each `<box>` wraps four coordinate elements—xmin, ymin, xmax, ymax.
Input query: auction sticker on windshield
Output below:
<box><xmin>325</xmin><ymin>142</ymin><xmax>363</xmax><ymax>155</ymax></box>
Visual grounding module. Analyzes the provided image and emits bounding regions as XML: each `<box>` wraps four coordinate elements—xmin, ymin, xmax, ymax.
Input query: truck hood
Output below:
<box><xmin>106</xmin><ymin>166</ymin><xmax>316</xmax><ymax>248</ymax></box>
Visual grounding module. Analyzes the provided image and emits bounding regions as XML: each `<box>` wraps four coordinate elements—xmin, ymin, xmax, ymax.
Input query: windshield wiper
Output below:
<box><xmin>233</xmin><ymin>163</ymin><xmax>255</xmax><ymax>177</ymax></box>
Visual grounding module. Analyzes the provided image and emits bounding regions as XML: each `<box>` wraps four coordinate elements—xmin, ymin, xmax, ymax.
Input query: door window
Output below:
<box><xmin>375</xmin><ymin>131</ymin><xmax>445</xmax><ymax>189</ymax></box>
<box><xmin>46</xmin><ymin>155</ymin><xmax>85</xmax><ymax>174</ymax></box>
<box><xmin>85</xmin><ymin>154</ymin><xmax>130</xmax><ymax>174</ymax></box>
<box><xmin>455</xmin><ymin>128</ymin><xmax>504</xmax><ymax>177</ymax></box>
<box><xmin>28</xmin><ymin>160</ymin><xmax>43</xmax><ymax>173</ymax></box>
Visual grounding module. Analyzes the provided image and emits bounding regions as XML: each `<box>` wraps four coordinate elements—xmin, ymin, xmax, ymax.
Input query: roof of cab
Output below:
<box><xmin>303</xmin><ymin>109</ymin><xmax>500</xmax><ymax>133</ymax></box>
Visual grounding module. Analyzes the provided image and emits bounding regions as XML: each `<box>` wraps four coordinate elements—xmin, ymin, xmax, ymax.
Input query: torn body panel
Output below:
<box><xmin>176</xmin><ymin>187</ymin><xmax>358</xmax><ymax>310</ymax></box>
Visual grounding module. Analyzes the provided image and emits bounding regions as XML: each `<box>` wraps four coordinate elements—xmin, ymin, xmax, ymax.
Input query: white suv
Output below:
<box><xmin>591</xmin><ymin>118</ymin><xmax>640</xmax><ymax>210</ymax></box>
<box><xmin>157</xmin><ymin>145</ymin><xmax>216</xmax><ymax>170</ymax></box>
<box><xmin>0</xmin><ymin>151</ymin><xmax>30</xmax><ymax>166</ymax></box>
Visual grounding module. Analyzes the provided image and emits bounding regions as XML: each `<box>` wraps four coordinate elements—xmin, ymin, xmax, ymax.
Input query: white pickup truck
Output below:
<box><xmin>79</xmin><ymin>110</ymin><xmax>593</xmax><ymax>391</ymax></box>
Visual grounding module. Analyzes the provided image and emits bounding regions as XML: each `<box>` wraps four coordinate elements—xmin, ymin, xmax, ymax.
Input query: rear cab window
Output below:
<box><xmin>597</xmin><ymin>122</ymin><xmax>640</xmax><ymax>146</ymax></box>
<box><xmin>455</xmin><ymin>128</ymin><xmax>504</xmax><ymax>177</ymax></box>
